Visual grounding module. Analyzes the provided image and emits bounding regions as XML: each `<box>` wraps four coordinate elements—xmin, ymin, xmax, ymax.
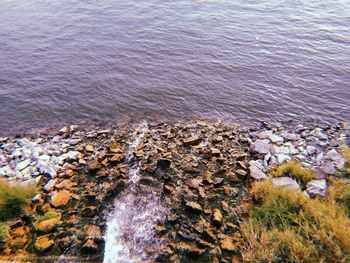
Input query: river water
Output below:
<box><xmin>1</xmin><ymin>0</ymin><xmax>349</xmax><ymax>134</ymax></box>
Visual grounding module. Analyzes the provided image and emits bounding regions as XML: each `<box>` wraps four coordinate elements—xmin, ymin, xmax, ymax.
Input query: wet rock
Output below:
<box><xmin>34</xmin><ymin>235</ymin><xmax>54</xmax><ymax>253</ymax></box>
<box><xmin>272</xmin><ymin>177</ymin><xmax>301</xmax><ymax>192</ymax></box>
<box><xmin>50</xmin><ymin>190</ymin><xmax>71</xmax><ymax>208</ymax></box>
<box><xmin>185</xmin><ymin>201</ymin><xmax>203</xmax><ymax>214</ymax></box>
<box><xmin>251</xmin><ymin>139</ymin><xmax>271</xmax><ymax>154</ymax></box>
<box><xmin>212</xmin><ymin>209</ymin><xmax>223</xmax><ymax>227</ymax></box>
<box><xmin>183</xmin><ymin>136</ymin><xmax>202</xmax><ymax>146</ymax></box>
<box><xmin>306</xmin><ymin>179</ymin><xmax>327</xmax><ymax>198</ymax></box>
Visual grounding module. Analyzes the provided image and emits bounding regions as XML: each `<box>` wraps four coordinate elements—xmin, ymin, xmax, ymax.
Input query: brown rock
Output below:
<box><xmin>202</xmin><ymin>229</ymin><xmax>217</xmax><ymax>243</ymax></box>
<box><xmin>50</xmin><ymin>190</ymin><xmax>71</xmax><ymax>208</ymax></box>
<box><xmin>81</xmin><ymin>239</ymin><xmax>98</xmax><ymax>254</ymax></box>
<box><xmin>85</xmin><ymin>145</ymin><xmax>94</xmax><ymax>152</ymax></box>
<box><xmin>212</xmin><ymin>209</ymin><xmax>223</xmax><ymax>227</ymax></box>
<box><xmin>176</xmin><ymin>242</ymin><xmax>205</xmax><ymax>258</ymax></box>
<box><xmin>221</xmin><ymin>237</ymin><xmax>237</xmax><ymax>253</ymax></box>
<box><xmin>34</xmin><ymin>235</ymin><xmax>54</xmax><ymax>253</ymax></box>
<box><xmin>37</xmin><ymin>217</ymin><xmax>61</xmax><ymax>233</ymax></box>
<box><xmin>183</xmin><ymin>136</ymin><xmax>202</xmax><ymax>146</ymax></box>
<box><xmin>109</xmin><ymin>154</ymin><xmax>123</xmax><ymax>163</ymax></box>
<box><xmin>211</xmin><ymin>148</ymin><xmax>221</xmax><ymax>156</ymax></box>
<box><xmin>84</xmin><ymin>225</ymin><xmax>102</xmax><ymax>241</ymax></box>
<box><xmin>88</xmin><ymin>160</ymin><xmax>101</xmax><ymax>172</ymax></box>
<box><xmin>187</xmin><ymin>178</ymin><xmax>201</xmax><ymax>189</ymax></box>
<box><xmin>185</xmin><ymin>201</ymin><xmax>203</xmax><ymax>214</ymax></box>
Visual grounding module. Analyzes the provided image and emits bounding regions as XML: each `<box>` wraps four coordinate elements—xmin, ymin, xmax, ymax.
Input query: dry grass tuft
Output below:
<box><xmin>0</xmin><ymin>181</ymin><xmax>36</xmax><ymax>221</ymax></box>
<box><xmin>271</xmin><ymin>161</ymin><xmax>314</xmax><ymax>188</ymax></box>
<box><xmin>241</xmin><ymin>180</ymin><xmax>350</xmax><ymax>262</ymax></box>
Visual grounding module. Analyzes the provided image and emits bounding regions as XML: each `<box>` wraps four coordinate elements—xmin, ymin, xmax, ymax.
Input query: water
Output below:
<box><xmin>0</xmin><ymin>0</ymin><xmax>349</xmax><ymax>132</ymax></box>
<box><xmin>103</xmin><ymin>123</ymin><xmax>167</xmax><ymax>262</ymax></box>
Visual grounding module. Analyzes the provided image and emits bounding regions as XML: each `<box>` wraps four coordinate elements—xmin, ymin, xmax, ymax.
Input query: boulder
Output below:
<box><xmin>271</xmin><ymin>177</ymin><xmax>301</xmax><ymax>192</ymax></box>
<box><xmin>251</xmin><ymin>139</ymin><xmax>271</xmax><ymax>154</ymax></box>
<box><xmin>306</xmin><ymin>179</ymin><xmax>327</xmax><ymax>198</ymax></box>
<box><xmin>37</xmin><ymin>217</ymin><xmax>61</xmax><ymax>233</ymax></box>
<box><xmin>81</xmin><ymin>238</ymin><xmax>98</xmax><ymax>254</ymax></box>
<box><xmin>183</xmin><ymin>136</ymin><xmax>202</xmax><ymax>146</ymax></box>
<box><xmin>221</xmin><ymin>237</ymin><xmax>237</xmax><ymax>253</ymax></box>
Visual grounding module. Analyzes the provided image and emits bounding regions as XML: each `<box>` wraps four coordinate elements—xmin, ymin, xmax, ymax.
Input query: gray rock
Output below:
<box><xmin>276</xmin><ymin>154</ymin><xmax>291</xmax><ymax>165</ymax></box>
<box><xmin>257</xmin><ymin>130</ymin><xmax>273</xmax><ymax>140</ymax></box>
<box><xmin>43</xmin><ymin>179</ymin><xmax>57</xmax><ymax>192</ymax></box>
<box><xmin>272</xmin><ymin>177</ymin><xmax>301</xmax><ymax>192</ymax></box>
<box><xmin>252</xmin><ymin>139</ymin><xmax>271</xmax><ymax>154</ymax></box>
<box><xmin>326</xmin><ymin>149</ymin><xmax>345</xmax><ymax>169</ymax></box>
<box><xmin>249</xmin><ymin>162</ymin><xmax>267</xmax><ymax>180</ymax></box>
<box><xmin>306</xmin><ymin>145</ymin><xmax>317</xmax><ymax>155</ymax></box>
<box><xmin>16</xmin><ymin>159</ymin><xmax>31</xmax><ymax>171</ymax></box>
<box><xmin>269</xmin><ymin>134</ymin><xmax>284</xmax><ymax>144</ymax></box>
<box><xmin>306</xmin><ymin>179</ymin><xmax>327</xmax><ymax>198</ymax></box>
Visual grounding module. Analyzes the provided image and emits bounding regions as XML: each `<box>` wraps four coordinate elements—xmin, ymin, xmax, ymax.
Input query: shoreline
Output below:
<box><xmin>0</xmin><ymin>119</ymin><xmax>349</xmax><ymax>262</ymax></box>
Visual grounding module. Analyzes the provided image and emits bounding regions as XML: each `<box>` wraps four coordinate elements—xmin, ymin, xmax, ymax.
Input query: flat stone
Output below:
<box><xmin>50</xmin><ymin>190</ymin><xmax>71</xmax><ymax>208</ymax></box>
<box><xmin>251</xmin><ymin>139</ymin><xmax>271</xmax><ymax>154</ymax></box>
<box><xmin>85</xmin><ymin>145</ymin><xmax>94</xmax><ymax>152</ymax></box>
<box><xmin>183</xmin><ymin>136</ymin><xmax>202</xmax><ymax>146</ymax></box>
<box><xmin>326</xmin><ymin>149</ymin><xmax>345</xmax><ymax>169</ymax></box>
<box><xmin>269</xmin><ymin>134</ymin><xmax>284</xmax><ymax>143</ymax></box>
<box><xmin>249</xmin><ymin>163</ymin><xmax>267</xmax><ymax>180</ymax></box>
<box><xmin>276</xmin><ymin>154</ymin><xmax>291</xmax><ymax>164</ymax></box>
<box><xmin>16</xmin><ymin>159</ymin><xmax>30</xmax><ymax>171</ymax></box>
<box><xmin>272</xmin><ymin>177</ymin><xmax>301</xmax><ymax>192</ymax></box>
<box><xmin>306</xmin><ymin>179</ymin><xmax>327</xmax><ymax>198</ymax></box>
<box><xmin>185</xmin><ymin>201</ymin><xmax>203</xmax><ymax>214</ymax></box>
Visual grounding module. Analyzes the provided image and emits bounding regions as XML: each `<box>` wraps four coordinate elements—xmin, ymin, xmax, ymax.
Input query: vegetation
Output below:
<box><xmin>328</xmin><ymin>178</ymin><xmax>350</xmax><ymax>217</ymax></box>
<box><xmin>0</xmin><ymin>223</ymin><xmax>9</xmax><ymax>245</ymax></box>
<box><xmin>271</xmin><ymin>161</ymin><xmax>314</xmax><ymax>189</ymax></box>
<box><xmin>241</xmin><ymin>180</ymin><xmax>350</xmax><ymax>263</ymax></box>
<box><xmin>340</xmin><ymin>147</ymin><xmax>350</xmax><ymax>176</ymax></box>
<box><xmin>0</xmin><ymin>181</ymin><xmax>36</xmax><ymax>221</ymax></box>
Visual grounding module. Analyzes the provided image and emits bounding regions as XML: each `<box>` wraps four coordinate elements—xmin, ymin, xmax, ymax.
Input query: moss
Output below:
<box><xmin>0</xmin><ymin>223</ymin><xmax>10</xmax><ymax>251</ymax></box>
<box><xmin>241</xmin><ymin>180</ymin><xmax>350</xmax><ymax>262</ymax></box>
<box><xmin>271</xmin><ymin>161</ymin><xmax>314</xmax><ymax>189</ymax></box>
<box><xmin>0</xmin><ymin>181</ymin><xmax>36</xmax><ymax>221</ymax></box>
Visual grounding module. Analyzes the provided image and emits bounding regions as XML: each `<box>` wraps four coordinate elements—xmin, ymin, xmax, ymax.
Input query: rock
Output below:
<box><xmin>213</xmin><ymin>177</ymin><xmax>224</xmax><ymax>186</ymax></box>
<box><xmin>34</xmin><ymin>235</ymin><xmax>54</xmax><ymax>253</ymax></box>
<box><xmin>326</xmin><ymin>149</ymin><xmax>345</xmax><ymax>169</ymax></box>
<box><xmin>183</xmin><ymin>136</ymin><xmax>202</xmax><ymax>146</ymax></box>
<box><xmin>16</xmin><ymin>159</ymin><xmax>30</xmax><ymax>171</ymax></box>
<box><xmin>306</xmin><ymin>179</ymin><xmax>327</xmax><ymax>198</ymax></box>
<box><xmin>269</xmin><ymin>134</ymin><xmax>284</xmax><ymax>144</ymax></box>
<box><xmin>211</xmin><ymin>148</ymin><xmax>221</xmax><ymax>156</ymax></box>
<box><xmin>221</xmin><ymin>237</ymin><xmax>237</xmax><ymax>253</ymax></box>
<box><xmin>212</xmin><ymin>209</ymin><xmax>223</xmax><ymax>227</ymax></box>
<box><xmin>43</xmin><ymin>179</ymin><xmax>57</xmax><ymax>192</ymax></box>
<box><xmin>82</xmin><ymin>206</ymin><xmax>98</xmax><ymax>217</ymax></box>
<box><xmin>306</xmin><ymin>145</ymin><xmax>317</xmax><ymax>155</ymax></box>
<box><xmin>249</xmin><ymin>162</ymin><xmax>267</xmax><ymax>180</ymax></box>
<box><xmin>109</xmin><ymin>154</ymin><xmax>123</xmax><ymax>163</ymax></box>
<box><xmin>176</xmin><ymin>242</ymin><xmax>205</xmax><ymax>258</ymax></box>
<box><xmin>251</xmin><ymin>139</ymin><xmax>271</xmax><ymax>154</ymax></box>
<box><xmin>37</xmin><ymin>217</ymin><xmax>61</xmax><ymax>233</ymax></box>
<box><xmin>85</xmin><ymin>145</ymin><xmax>94</xmax><ymax>152</ymax></box>
<box><xmin>271</xmin><ymin>177</ymin><xmax>301</xmax><ymax>192</ymax></box>
<box><xmin>276</xmin><ymin>154</ymin><xmax>291</xmax><ymax>164</ymax></box>
<box><xmin>236</xmin><ymin>169</ymin><xmax>247</xmax><ymax>177</ymax></box>
<box><xmin>81</xmin><ymin>239</ymin><xmax>98</xmax><ymax>254</ymax></box>
<box><xmin>50</xmin><ymin>190</ymin><xmax>71</xmax><ymax>208</ymax></box>
<box><xmin>139</xmin><ymin>176</ymin><xmax>158</xmax><ymax>186</ymax></box>
<box><xmin>84</xmin><ymin>225</ymin><xmax>102</xmax><ymax>241</ymax></box>
<box><xmin>185</xmin><ymin>201</ymin><xmax>203</xmax><ymax>214</ymax></box>
<box><xmin>187</xmin><ymin>178</ymin><xmax>201</xmax><ymax>189</ymax></box>
<box><xmin>58</xmin><ymin>126</ymin><xmax>68</xmax><ymax>135</ymax></box>
<box><xmin>88</xmin><ymin>160</ymin><xmax>101</xmax><ymax>172</ymax></box>
<box><xmin>202</xmin><ymin>229</ymin><xmax>217</xmax><ymax>243</ymax></box>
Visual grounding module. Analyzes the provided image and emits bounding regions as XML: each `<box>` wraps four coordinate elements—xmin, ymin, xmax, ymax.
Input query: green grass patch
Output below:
<box><xmin>0</xmin><ymin>181</ymin><xmax>36</xmax><ymax>221</ymax></box>
<box><xmin>271</xmin><ymin>161</ymin><xmax>314</xmax><ymax>189</ymax></box>
<box><xmin>241</xmin><ymin>180</ymin><xmax>350</xmax><ymax>263</ymax></box>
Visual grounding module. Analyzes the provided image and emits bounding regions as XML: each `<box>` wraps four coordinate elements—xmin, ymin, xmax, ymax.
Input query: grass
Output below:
<box><xmin>340</xmin><ymin>147</ymin><xmax>350</xmax><ymax>176</ymax></box>
<box><xmin>0</xmin><ymin>181</ymin><xmax>36</xmax><ymax>221</ymax></box>
<box><xmin>0</xmin><ymin>223</ymin><xmax>9</xmax><ymax>250</ymax></box>
<box><xmin>241</xmin><ymin>180</ymin><xmax>350</xmax><ymax>263</ymax></box>
<box><xmin>271</xmin><ymin>161</ymin><xmax>314</xmax><ymax>189</ymax></box>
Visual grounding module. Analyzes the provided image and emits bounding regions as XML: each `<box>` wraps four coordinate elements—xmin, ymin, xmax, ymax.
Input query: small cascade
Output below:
<box><xmin>103</xmin><ymin>123</ymin><xmax>167</xmax><ymax>263</ymax></box>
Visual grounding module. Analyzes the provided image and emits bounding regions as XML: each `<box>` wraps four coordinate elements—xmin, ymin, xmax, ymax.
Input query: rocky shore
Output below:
<box><xmin>0</xmin><ymin>120</ymin><xmax>348</xmax><ymax>262</ymax></box>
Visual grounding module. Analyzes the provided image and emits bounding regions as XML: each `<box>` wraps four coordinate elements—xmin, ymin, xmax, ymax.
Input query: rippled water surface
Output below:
<box><xmin>1</xmin><ymin>0</ymin><xmax>349</xmax><ymax>133</ymax></box>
